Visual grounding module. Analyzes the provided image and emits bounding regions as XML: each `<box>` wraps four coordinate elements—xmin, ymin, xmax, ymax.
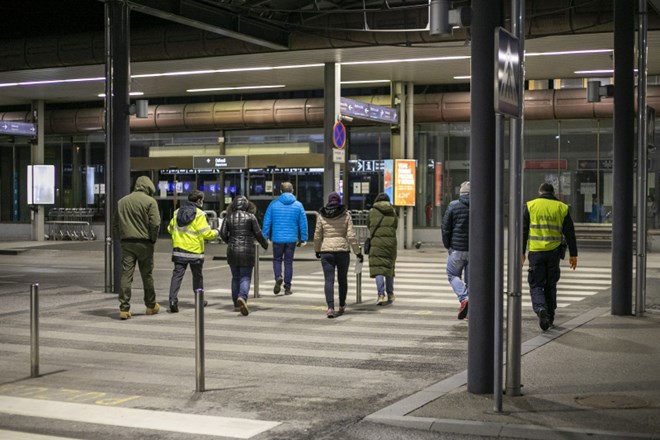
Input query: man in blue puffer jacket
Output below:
<box><xmin>442</xmin><ymin>181</ymin><xmax>470</xmax><ymax>320</ymax></box>
<box><xmin>262</xmin><ymin>182</ymin><xmax>308</xmax><ymax>295</ymax></box>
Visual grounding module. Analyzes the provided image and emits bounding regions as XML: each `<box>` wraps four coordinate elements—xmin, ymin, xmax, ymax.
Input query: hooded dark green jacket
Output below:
<box><xmin>113</xmin><ymin>176</ymin><xmax>161</xmax><ymax>242</ymax></box>
<box><xmin>367</xmin><ymin>200</ymin><xmax>398</xmax><ymax>278</ymax></box>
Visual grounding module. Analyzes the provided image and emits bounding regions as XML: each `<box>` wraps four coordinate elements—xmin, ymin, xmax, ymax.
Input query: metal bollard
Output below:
<box><xmin>356</xmin><ymin>246</ymin><xmax>363</xmax><ymax>304</ymax></box>
<box><xmin>194</xmin><ymin>288</ymin><xmax>205</xmax><ymax>392</ymax></box>
<box><xmin>30</xmin><ymin>283</ymin><xmax>39</xmax><ymax>377</ymax></box>
<box><xmin>253</xmin><ymin>243</ymin><xmax>260</xmax><ymax>298</ymax></box>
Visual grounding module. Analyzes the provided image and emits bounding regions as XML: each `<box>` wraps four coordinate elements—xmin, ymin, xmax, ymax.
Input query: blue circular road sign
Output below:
<box><xmin>333</xmin><ymin>121</ymin><xmax>346</xmax><ymax>149</ymax></box>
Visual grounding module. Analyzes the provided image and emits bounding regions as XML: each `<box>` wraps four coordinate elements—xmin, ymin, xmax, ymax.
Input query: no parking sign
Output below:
<box><xmin>332</xmin><ymin>121</ymin><xmax>346</xmax><ymax>149</ymax></box>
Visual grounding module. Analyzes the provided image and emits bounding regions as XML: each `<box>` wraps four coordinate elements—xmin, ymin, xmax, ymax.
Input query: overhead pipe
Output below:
<box><xmin>2</xmin><ymin>87</ymin><xmax>659</xmax><ymax>136</ymax></box>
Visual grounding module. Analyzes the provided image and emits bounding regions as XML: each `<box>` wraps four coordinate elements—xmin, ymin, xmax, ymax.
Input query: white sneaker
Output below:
<box><xmin>376</xmin><ymin>295</ymin><xmax>386</xmax><ymax>305</ymax></box>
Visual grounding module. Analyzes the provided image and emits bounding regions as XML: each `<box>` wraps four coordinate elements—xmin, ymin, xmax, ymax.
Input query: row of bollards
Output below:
<box><xmin>27</xmin><ymin>248</ymin><xmax>363</xmax><ymax>392</ymax></box>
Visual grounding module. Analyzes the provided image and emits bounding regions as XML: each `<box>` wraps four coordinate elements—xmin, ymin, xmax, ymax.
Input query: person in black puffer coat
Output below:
<box><xmin>441</xmin><ymin>181</ymin><xmax>470</xmax><ymax>320</ymax></box>
<box><xmin>220</xmin><ymin>195</ymin><xmax>268</xmax><ymax>316</ymax></box>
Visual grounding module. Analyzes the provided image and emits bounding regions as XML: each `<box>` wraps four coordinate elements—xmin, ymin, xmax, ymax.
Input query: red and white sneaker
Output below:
<box><xmin>457</xmin><ymin>299</ymin><xmax>469</xmax><ymax>320</ymax></box>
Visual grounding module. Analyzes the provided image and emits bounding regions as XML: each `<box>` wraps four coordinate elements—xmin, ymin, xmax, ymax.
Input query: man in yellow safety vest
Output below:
<box><xmin>522</xmin><ymin>182</ymin><xmax>578</xmax><ymax>331</ymax></box>
<box><xmin>167</xmin><ymin>190</ymin><xmax>219</xmax><ymax>313</ymax></box>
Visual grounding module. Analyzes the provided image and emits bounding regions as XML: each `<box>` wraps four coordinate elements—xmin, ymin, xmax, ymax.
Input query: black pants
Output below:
<box><xmin>527</xmin><ymin>248</ymin><xmax>561</xmax><ymax>321</ymax></box>
<box><xmin>169</xmin><ymin>261</ymin><xmax>204</xmax><ymax>302</ymax></box>
<box><xmin>320</xmin><ymin>252</ymin><xmax>350</xmax><ymax>309</ymax></box>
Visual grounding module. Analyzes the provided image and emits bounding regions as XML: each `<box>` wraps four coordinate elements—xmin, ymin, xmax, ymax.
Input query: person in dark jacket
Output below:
<box><xmin>442</xmin><ymin>181</ymin><xmax>470</xmax><ymax>320</ymax></box>
<box><xmin>314</xmin><ymin>192</ymin><xmax>363</xmax><ymax>318</ymax></box>
<box><xmin>167</xmin><ymin>190</ymin><xmax>219</xmax><ymax>313</ymax></box>
<box><xmin>262</xmin><ymin>182</ymin><xmax>308</xmax><ymax>296</ymax></box>
<box><xmin>367</xmin><ymin>193</ymin><xmax>398</xmax><ymax>306</ymax></box>
<box><xmin>220</xmin><ymin>195</ymin><xmax>269</xmax><ymax>316</ymax></box>
<box><xmin>112</xmin><ymin>175</ymin><xmax>161</xmax><ymax>320</ymax></box>
<box><xmin>522</xmin><ymin>182</ymin><xmax>578</xmax><ymax>331</ymax></box>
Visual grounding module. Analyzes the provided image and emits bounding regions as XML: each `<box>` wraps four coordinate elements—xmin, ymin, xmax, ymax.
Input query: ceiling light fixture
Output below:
<box><xmin>343</xmin><ymin>55</ymin><xmax>470</xmax><ymax>66</ymax></box>
<box><xmin>525</xmin><ymin>49</ymin><xmax>612</xmax><ymax>57</ymax></box>
<box><xmin>453</xmin><ymin>75</ymin><xmax>471</xmax><ymax>80</ymax></box>
<box><xmin>98</xmin><ymin>92</ymin><xmax>144</xmax><ymax>98</ymax></box>
<box><xmin>0</xmin><ymin>76</ymin><xmax>105</xmax><ymax>88</ymax></box>
<box><xmin>187</xmin><ymin>85</ymin><xmax>286</xmax><ymax>93</ymax></box>
<box><xmin>574</xmin><ymin>69</ymin><xmax>614</xmax><ymax>75</ymax></box>
<box><xmin>341</xmin><ymin>80</ymin><xmax>390</xmax><ymax>85</ymax></box>
<box><xmin>134</xmin><ymin>64</ymin><xmax>324</xmax><ymax>79</ymax></box>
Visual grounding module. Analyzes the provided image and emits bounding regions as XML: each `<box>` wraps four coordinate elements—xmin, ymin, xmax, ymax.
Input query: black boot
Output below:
<box><xmin>169</xmin><ymin>300</ymin><xmax>179</xmax><ymax>313</ymax></box>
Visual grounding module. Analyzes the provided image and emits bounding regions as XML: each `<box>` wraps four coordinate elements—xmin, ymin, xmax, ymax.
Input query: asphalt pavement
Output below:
<box><xmin>0</xmin><ymin>238</ymin><xmax>658</xmax><ymax>440</ymax></box>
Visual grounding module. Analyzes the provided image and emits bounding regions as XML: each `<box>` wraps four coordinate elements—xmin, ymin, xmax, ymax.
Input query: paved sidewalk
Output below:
<box><xmin>367</xmin><ymin>285</ymin><xmax>660</xmax><ymax>439</ymax></box>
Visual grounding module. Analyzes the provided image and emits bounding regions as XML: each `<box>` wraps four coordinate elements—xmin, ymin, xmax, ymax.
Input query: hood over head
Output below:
<box><xmin>176</xmin><ymin>199</ymin><xmax>197</xmax><ymax>227</ymax></box>
<box><xmin>134</xmin><ymin>176</ymin><xmax>155</xmax><ymax>196</ymax></box>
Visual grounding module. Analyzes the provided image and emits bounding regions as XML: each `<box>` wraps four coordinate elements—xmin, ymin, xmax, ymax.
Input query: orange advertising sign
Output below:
<box><xmin>394</xmin><ymin>159</ymin><xmax>416</xmax><ymax>206</ymax></box>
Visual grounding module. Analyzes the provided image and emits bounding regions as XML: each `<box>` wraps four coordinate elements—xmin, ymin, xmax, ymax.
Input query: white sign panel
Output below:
<box><xmin>27</xmin><ymin>165</ymin><xmax>55</xmax><ymax>204</ymax></box>
<box><xmin>333</xmin><ymin>148</ymin><xmax>345</xmax><ymax>164</ymax></box>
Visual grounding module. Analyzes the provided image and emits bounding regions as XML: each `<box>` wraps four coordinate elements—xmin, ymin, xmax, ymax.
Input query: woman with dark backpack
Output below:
<box><xmin>220</xmin><ymin>195</ymin><xmax>268</xmax><ymax>316</ymax></box>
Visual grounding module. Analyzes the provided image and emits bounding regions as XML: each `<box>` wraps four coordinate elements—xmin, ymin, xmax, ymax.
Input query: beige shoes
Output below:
<box><xmin>145</xmin><ymin>303</ymin><xmax>161</xmax><ymax>315</ymax></box>
<box><xmin>120</xmin><ymin>303</ymin><xmax>159</xmax><ymax>319</ymax></box>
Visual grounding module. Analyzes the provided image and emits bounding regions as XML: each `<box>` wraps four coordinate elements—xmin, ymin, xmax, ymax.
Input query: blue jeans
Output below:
<box><xmin>375</xmin><ymin>275</ymin><xmax>393</xmax><ymax>296</ymax></box>
<box><xmin>446</xmin><ymin>250</ymin><xmax>469</xmax><ymax>302</ymax></box>
<box><xmin>272</xmin><ymin>242</ymin><xmax>296</xmax><ymax>289</ymax></box>
<box><xmin>320</xmin><ymin>252</ymin><xmax>350</xmax><ymax>309</ymax></box>
<box><xmin>230</xmin><ymin>265</ymin><xmax>253</xmax><ymax>304</ymax></box>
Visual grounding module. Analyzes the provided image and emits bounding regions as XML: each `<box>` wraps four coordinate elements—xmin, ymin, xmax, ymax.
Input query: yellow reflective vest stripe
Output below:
<box><xmin>526</xmin><ymin>198</ymin><xmax>568</xmax><ymax>252</ymax></box>
<box><xmin>167</xmin><ymin>209</ymin><xmax>217</xmax><ymax>255</ymax></box>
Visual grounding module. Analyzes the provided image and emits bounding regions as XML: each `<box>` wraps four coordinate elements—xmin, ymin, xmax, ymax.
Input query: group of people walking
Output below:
<box><xmin>113</xmin><ymin>175</ymin><xmax>577</xmax><ymax>331</ymax></box>
<box><xmin>112</xmin><ymin>177</ymin><xmax>399</xmax><ymax>320</ymax></box>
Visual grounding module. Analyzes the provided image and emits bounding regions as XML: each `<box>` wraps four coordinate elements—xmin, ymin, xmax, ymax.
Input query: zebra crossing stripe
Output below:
<box><xmin>0</xmin><ymin>396</ymin><xmax>279</xmax><ymax>439</ymax></box>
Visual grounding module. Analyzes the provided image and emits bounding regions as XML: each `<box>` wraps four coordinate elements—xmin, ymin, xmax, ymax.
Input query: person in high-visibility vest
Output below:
<box><xmin>522</xmin><ymin>182</ymin><xmax>578</xmax><ymax>331</ymax></box>
<box><xmin>167</xmin><ymin>190</ymin><xmax>219</xmax><ymax>313</ymax></box>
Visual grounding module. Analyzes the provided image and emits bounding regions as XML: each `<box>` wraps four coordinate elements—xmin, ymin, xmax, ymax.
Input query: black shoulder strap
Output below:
<box><xmin>370</xmin><ymin>214</ymin><xmax>385</xmax><ymax>236</ymax></box>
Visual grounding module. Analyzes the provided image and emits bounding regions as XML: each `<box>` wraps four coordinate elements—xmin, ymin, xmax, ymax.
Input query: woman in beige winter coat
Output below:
<box><xmin>313</xmin><ymin>192</ymin><xmax>363</xmax><ymax>318</ymax></box>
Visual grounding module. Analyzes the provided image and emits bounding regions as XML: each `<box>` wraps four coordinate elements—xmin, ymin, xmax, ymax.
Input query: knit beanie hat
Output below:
<box><xmin>460</xmin><ymin>181</ymin><xmax>470</xmax><ymax>194</ymax></box>
<box><xmin>327</xmin><ymin>192</ymin><xmax>341</xmax><ymax>205</ymax></box>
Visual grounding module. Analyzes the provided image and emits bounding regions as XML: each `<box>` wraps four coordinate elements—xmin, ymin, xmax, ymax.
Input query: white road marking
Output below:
<box><xmin>0</xmin><ymin>396</ymin><xmax>280</xmax><ymax>439</ymax></box>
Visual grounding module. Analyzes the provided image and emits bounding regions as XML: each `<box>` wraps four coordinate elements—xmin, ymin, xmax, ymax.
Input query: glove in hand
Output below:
<box><xmin>357</xmin><ymin>253</ymin><xmax>364</xmax><ymax>263</ymax></box>
<box><xmin>315</xmin><ymin>252</ymin><xmax>321</xmax><ymax>259</ymax></box>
